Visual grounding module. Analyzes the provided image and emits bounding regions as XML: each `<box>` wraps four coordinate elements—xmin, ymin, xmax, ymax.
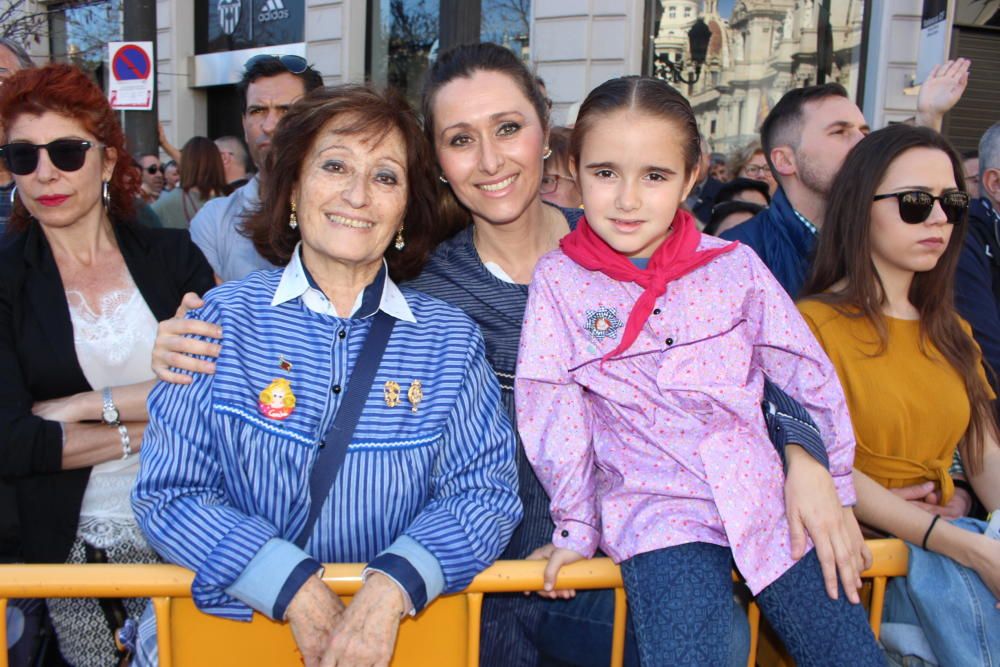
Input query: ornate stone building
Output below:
<box><xmin>653</xmin><ymin>0</ymin><xmax>865</xmax><ymax>154</ymax></box>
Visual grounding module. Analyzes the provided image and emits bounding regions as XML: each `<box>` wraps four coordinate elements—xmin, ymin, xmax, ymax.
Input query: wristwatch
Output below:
<box><xmin>101</xmin><ymin>387</ymin><xmax>121</xmax><ymax>426</ymax></box>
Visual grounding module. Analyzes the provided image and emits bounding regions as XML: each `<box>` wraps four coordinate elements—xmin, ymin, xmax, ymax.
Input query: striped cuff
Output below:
<box><xmin>763</xmin><ymin>399</ymin><xmax>829</xmax><ymax>470</ymax></box>
<box><xmin>224</xmin><ymin>538</ymin><xmax>321</xmax><ymax>620</ymax></box>
<box><xmin>365</xmin><ymin>553</ymin><xmax>428</xmax><ymax>614</ymax></box>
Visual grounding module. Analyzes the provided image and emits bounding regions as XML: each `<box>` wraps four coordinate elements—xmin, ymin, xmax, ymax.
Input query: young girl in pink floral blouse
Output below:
<box><xmin>515</xmin><ymin>76</ymin><xmax>884</xmax><ymax>666</ymax></box>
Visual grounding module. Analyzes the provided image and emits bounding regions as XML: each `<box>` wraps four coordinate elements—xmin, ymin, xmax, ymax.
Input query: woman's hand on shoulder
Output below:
<box><xmin>319</xmin><ymin>572</ymin><xmax>406</xmax><ymax>667</ymax></box>
<box><xmin>784</xmin><ymin>445</ymin><xmax>868</xmax><ymax>604</ymax></box>
<box><xmin>151</xmin><ymin>292</ymin><xmax>222</xmax><ymax>384</ymax></box>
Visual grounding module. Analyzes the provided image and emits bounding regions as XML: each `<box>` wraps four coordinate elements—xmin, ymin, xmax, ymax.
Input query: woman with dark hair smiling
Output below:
<box><xmin>130</xmin><ymin>84</ymin><xmax>521</xmax><ymax>667</ymax></box>
<box><xmin>799</xmin><ymin>124</ymin><xmax>1000</xmax><ymax>665</ymax></box>
<box><xmin>0</xmin><ymin>64</ymin><xmax>214</xmax><ymax>665</ymax></box>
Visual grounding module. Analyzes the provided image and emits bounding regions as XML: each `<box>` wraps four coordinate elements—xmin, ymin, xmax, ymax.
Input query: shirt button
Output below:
<box><xmin>653</xmin><ymin>308</ymin><xmax>661</xmax><ymax>315</ymax></box>
<box><xmin>332</xmin><ymin>384</ymin><xmax>342</xmax><ymax>394</ymax></box>
<box><xmin>665</xmin><ymin>337</ymin><xmax>674</xmax><ymax>346</ymax></box>
<box><xmin>560</xmin><ymin>529</ymin><xmax>569</xmax><ymax>538</ymax></box>
<box><xmin>338</xmin><ymin>330</ymin><xmax>346</xmax><ymax>340</ymax></box>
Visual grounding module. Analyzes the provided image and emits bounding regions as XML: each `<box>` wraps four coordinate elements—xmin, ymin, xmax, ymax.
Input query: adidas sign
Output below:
<box><xmin>258</xmin><ymin>0</ymin><xmax>289</xmax><ymax>23</ymax></box>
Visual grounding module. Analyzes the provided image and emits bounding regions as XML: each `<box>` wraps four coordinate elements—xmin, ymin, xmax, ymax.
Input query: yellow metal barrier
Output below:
<box><xmin>0</xmin><ymin>540</ymin><xmax>908</xmax><ymax>667</ymax></box>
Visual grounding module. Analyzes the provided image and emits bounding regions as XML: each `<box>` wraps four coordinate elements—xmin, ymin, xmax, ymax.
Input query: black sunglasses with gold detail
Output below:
<box><xmin>0</xmin><ymin>139</ymin><xmax>99</xmax><ymax>175</ymax></box>
<box><xmin>872</xmin><ymin>190</ymin><xmax>969</xmax><ymax>224</ymax></box>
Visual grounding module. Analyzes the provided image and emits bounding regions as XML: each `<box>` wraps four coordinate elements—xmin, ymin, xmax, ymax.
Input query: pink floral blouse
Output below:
<box><xmin>515</xmin><ymin>237</ymin><xmax>856</xmax><ymax>594</ymax></box>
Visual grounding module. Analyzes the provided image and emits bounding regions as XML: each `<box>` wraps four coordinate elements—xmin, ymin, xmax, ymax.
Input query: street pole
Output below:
<box><xmin>123</xmin><ymin>0</ymin><xmax>157</xmax><ymax>157</ymax></box>
<box><xmin>440</xmin><ymin>0</ymin><xmax>481</xmax><ymax>52</ymax></box>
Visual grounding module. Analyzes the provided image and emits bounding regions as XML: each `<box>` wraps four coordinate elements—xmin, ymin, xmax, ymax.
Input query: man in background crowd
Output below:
<box><xmin>214</xmin><ymin>135</ymin><xmax>252</xmax><ymax>194</ymax></box>
<box><xmin>189</xmin><ymin>55</ymin><xmax>323</xmax><ymax>282</ymax></box>
<box><xmin>136</xmin><ymin>153</ymin><xmax>164</xmax><ymax>204</ymax></box>
<box><xmin>956</xmin><ymin>122</ymin><xmax>1000</xmax><ymax>393</ymax></box>
<box><xmin>0</xmin><ymin>38</ymin><xmax>34</xmax><ymax>231</ymax></box>
<box><xmin>722</xmin><ymin>59</ymin><xmax>969</xmax><ymax>297</ymax></box>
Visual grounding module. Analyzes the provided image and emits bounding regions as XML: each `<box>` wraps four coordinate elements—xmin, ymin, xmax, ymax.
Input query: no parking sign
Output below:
<box><xmin>108</xmin><ymin>41</ymin><xmax>154</xmax><ymax>110</ymax></box>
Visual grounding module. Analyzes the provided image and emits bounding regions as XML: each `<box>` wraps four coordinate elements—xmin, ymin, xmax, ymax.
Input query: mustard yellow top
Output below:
<box><xmin>798</xmin><ymin>300</ymin><xmax>988</xmax><ymax>505</ymax></box>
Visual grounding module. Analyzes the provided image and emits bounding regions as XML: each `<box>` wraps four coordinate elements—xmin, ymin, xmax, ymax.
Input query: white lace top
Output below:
<box><xmin>66</xmin><ymin>271</ymin><xmax>158</xmax><ymax>549</ymax></box>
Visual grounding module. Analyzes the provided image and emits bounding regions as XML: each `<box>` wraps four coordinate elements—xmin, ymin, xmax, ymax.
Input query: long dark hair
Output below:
<box><xmin>803</xmin><ymin>124</ymin><xmax>996</xmax><ymax>473</ymax></box>
<box><xmin>242</xmin><ymin>84</ymin><xmax>439</xmax><ymax>282</ymax></box>
<box><xmin>420</xmin><ymin>42</ymin><xmax>550</xmax><ymax>237</ymax></box>
<box><xmin>180</xmin><ymin>136</ymin><xmax>227</xmax><ymax>200</ymax></box>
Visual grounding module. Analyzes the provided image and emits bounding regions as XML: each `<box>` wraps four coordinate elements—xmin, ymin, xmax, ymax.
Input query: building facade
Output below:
<box><xmin>10</xmin><ymin>0</ymin><xmax>999</xmax><ymax>160</ymax></box>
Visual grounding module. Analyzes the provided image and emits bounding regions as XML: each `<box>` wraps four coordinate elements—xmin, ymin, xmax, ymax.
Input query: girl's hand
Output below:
<box><xmin>525</xmin><ymin>543</ymin><xmax>577</xmax><ymax>599</ymax></box>
<box><xmin>784</xmin><ymin>445</ymin><xmax>865</xmax><ymax>603</ymax></box>
<box><xmin>540</xmin><ymin>546</ymin><xmax>586</xmax><ymax>600</ymax></box>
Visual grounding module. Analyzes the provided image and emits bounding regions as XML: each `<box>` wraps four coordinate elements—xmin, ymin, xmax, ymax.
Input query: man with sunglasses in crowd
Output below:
<box><xmin>0</xmin><ymin>38</ymin><xmax>34</xmax><ymax>232</ymax></box>
<box><xmin>189</xmin><ymin>54</ymin><xmax>323</xmax><ymax>283</ymax></box>
<box><xmin>722</xmin><ymin>59</ymin><xmax>970</xmax><ymax>298</ymax></box>
<box><xmin>137</xmin><ymin>153</ymin><xmax>165</xmax><ymax>204</ymax></box>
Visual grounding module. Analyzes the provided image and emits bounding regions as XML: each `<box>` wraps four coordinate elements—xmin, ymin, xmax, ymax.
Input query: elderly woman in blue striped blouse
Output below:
<box><xmin>130</xmin><ymin>85</ymin><xmax>522</xmax><ymax>666</ymax></box>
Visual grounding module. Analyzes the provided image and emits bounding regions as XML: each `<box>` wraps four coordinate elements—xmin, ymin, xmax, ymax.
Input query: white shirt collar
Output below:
<box><xmin>270</xmin><ymin>243</ymin><xmax>416</xmax><ymax>323</ymax></box>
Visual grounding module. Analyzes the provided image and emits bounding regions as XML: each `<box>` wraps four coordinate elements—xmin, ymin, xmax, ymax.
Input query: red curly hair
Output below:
<box><xmin>0</xmin><ymin>64</ymin><xmax>139</xmax><ymax>231</ymax></box>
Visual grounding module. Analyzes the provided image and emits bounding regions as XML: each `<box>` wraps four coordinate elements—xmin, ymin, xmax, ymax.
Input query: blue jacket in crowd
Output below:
<box><xmin>721</xmin><ymin>187</ymin><xmax>817</xmax><ymax>299</ymax></box>
<box><xmin>955</xmin><ymin>197</ymin><xmax>1000</xmax><ymax>388</ymax></box>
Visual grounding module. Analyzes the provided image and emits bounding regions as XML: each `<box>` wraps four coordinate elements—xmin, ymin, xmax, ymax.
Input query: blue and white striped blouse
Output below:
<box><xmin>132</xmin><ymin>248</ymin><xmax>522</xmax><ymax>622</ymax></box>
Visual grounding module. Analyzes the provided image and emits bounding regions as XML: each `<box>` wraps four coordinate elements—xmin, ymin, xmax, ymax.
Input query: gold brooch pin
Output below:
<box><xmin>407</xmin><ymin>380</ymin><xmax>423</xmax><ymax>413</ymax></box>
<box><xmin>384</xmin><ymin>380</ymin><xmax>401</xmax><ymax>408</ymax></box>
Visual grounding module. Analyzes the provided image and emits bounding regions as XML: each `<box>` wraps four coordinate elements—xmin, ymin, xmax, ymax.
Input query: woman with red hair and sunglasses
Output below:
<box><xmin>0</xmin><ymin>64</ymin><xmax>214</xmax><ymax>665</ymax></box>
<box><xmin>799</xmin><ymin>124</ymin><xmax>1000</xmax><ymax>665</ymax></box>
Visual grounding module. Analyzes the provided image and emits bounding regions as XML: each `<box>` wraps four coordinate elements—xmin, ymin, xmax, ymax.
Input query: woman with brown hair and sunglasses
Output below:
<box><xmin>0</xmin><ymin>64</ymin><xmax>214</xmax><ymax>665</ymax></box>
<box><xmin>798</xmin><ymin>124</ymin><xmax>1000</xmax><ymax>665</ymax></box>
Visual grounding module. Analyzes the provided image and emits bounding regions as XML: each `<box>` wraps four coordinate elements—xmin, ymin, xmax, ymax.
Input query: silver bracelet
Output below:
<box><xmin>118</xmin><ymin>423</ymin><xmax>132</xmax><ymax>460</ymax></box>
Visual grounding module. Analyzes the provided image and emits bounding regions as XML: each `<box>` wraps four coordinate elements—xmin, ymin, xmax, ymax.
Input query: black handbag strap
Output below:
<box><xmin>295</xmin><ymin>310</ymin><xmax>396</xmax><ymax>548</ymax></box>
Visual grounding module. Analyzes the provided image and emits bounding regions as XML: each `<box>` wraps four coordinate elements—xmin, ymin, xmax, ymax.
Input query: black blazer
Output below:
<box><xmin>0</xmin><ymin>220</ymin><xmax>215</xmax><ymax>563</ymax></box>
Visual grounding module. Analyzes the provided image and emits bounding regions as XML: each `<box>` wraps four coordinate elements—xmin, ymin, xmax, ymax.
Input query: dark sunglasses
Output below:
<box><xmin>145</xmin><ymin>164</ymin><xmax>163</xmax><ymax>175</ymax></box>
<box><xmin>872</xmin><ymin>190</ymin><xmax>969</xmax><ymax>224</ymax></box>
<box><xmin>243</xmin><ymin>54</ymin><xmax>309</xmax><ymax>74</ymax></box>
<box><xmin>0</xmin><ymin>139</ymin><xmax>98</xmax><ymax>175</ymax></box>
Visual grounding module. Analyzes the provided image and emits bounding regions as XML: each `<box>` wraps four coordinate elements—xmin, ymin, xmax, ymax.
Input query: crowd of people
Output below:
<box><xmin>0</xmin><ymin>34</ymin><xmax>998</xmax><ymax>667</ymax></box>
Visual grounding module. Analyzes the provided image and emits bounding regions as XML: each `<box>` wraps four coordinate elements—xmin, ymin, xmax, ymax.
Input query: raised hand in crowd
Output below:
<box><xmin>915</xmin><ymin>58</ymin><xmax>971</xmax><ymax>131</ymax></box>
<box><xmin>157</xmin><ymin>121</ymin><xmax>181</xmax><ymax>165</ymax></box>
